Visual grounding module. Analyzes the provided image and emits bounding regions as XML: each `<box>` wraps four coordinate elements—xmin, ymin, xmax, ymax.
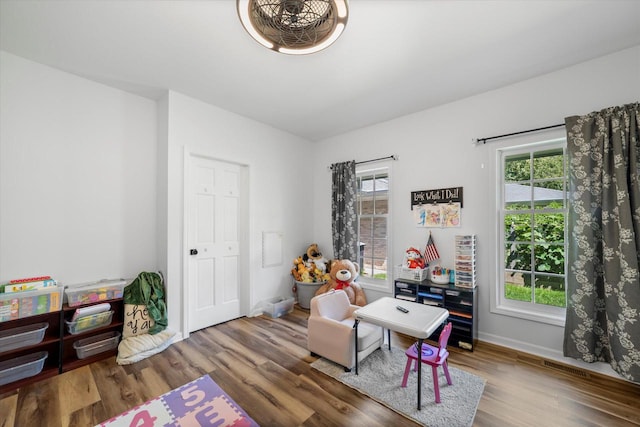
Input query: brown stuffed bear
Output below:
<box><xmin>315</xmin><ymin>259</ymin><xmax>367</xmax><ymax>306</ymax></box>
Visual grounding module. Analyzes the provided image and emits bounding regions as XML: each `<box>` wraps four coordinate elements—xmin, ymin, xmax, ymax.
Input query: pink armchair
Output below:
<box><xmin>308</xmin><ymin>290</ymin><xmax>384</xmax><ymax>371</ymax></box>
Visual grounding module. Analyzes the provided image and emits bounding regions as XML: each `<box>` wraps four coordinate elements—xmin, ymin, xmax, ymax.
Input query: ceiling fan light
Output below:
<box><xmin>334</xmin><ymin>1</ymin><xmax>348</xmax><ymax>17</ymax></box>
<box><xmin>277</xmin><ymin>22</ymin><xmax>345</xmax><ymax>55</ymax></box>
<box><xmin>237</xmin><ymin>0</ymin><xmax>349</xmax><ymax>55</ymax></box>
<box><xmin>237</xmin><ymin>1</ymin><xmax>275</xmax><ymax>49</ymax></box>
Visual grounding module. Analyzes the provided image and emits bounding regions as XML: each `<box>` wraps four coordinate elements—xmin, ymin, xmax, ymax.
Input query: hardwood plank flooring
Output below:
<box><xmin>2</xmin><ymin>306</ymin><xmax>640</xmax><ymax>426</ymax></box>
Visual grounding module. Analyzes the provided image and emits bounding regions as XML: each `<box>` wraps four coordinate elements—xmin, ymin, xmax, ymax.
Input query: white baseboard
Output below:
<box><xmin>249</xmin><ymin>307</ymin><xmax>264</xmax><ymax>317</ymax></box>
<box><xmin>478</xmin><ymin>331</ymin><xmax>623</xmax><ymax>380</ymax></box>
<box><xmin>169</xmin><ymin>331</ymin><xmax>184</xmax><ymax>343</ymax></box>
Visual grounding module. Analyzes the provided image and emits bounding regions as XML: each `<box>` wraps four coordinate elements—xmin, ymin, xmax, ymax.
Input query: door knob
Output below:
<box><xmin>190</xmin><ymin>249</ymin><xmax>198</xmax><ymax>255</ymax></box>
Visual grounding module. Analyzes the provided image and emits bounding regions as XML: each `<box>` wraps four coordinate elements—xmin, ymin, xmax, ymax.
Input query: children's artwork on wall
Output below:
<box><xmin>413</xmin><ymin>201</ymin><xmax>461</xmax><ymax>228</ymax></box>
<box><xmin>423</xmin><ymin>204</ymin><xmax>442</xmax><ymax>227</ymax></box>
<box><xmin>441</xmin><ymin>202</ymin><xmax>461</xmax><ymax>227</ymax></box>
<box><xmin>411</xmin><ymin>186</ymin><xmax>463</xmax><ymax>227</ymax></box>
<box><xmin>414</xmin><ymin>205</ymin><xmax>425</xmax><ymax>226</ymax></box>
<box><xmin>412</xmin><ymin>204</ymin><xmax>442</xmax><ymax>228</ymax></box>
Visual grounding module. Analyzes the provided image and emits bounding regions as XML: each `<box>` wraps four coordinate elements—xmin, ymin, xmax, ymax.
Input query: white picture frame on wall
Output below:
<box><xmin>262</xmin><ymin>231</ymin><xmax>283</xmax><ymax>267</ymax></box>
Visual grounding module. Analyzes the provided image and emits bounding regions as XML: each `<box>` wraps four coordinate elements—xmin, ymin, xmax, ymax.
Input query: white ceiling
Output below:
<box><xmin>1</xmin><ymin>1</ymin><xmax>639</xmax><ymax>141</ymax></box>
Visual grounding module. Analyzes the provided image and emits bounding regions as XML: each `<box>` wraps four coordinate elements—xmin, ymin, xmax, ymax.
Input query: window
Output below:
<box><xmin>357</xmin><ymin>166</ymin><xmax>390</xmax><ymax>289</ymax></box>
<box><xmin>496</xmin><ymin>139</ymin><xmax>567</xmax><ymax>324</ymax></box>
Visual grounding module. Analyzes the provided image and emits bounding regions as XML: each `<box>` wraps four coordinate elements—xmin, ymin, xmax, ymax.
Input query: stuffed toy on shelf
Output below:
<box><xmin>404</xmin><ymin>247</ymin><xmax>426</xmax><ymax>269</ymax></box>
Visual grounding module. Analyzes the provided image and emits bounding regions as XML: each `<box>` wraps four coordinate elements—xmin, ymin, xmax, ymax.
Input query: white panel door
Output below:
<box><xmin>188</xmin><ymin>156</ymin><xmax>241</xmax><ymax>332</ymax></box>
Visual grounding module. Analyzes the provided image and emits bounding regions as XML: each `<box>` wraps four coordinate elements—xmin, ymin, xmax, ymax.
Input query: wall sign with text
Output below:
<box><xmin>411</xmin><ymin>187</ymin><xmax>463</xmax><ymax>208</ymax></box>
<box><xmin>411</xmin><ymin>187</ymin><xmax>463</xmax><ymax>228</ymax></box>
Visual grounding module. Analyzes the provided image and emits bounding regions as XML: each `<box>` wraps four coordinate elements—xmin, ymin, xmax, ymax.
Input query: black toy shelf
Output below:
<box><xmin>394</xmin><ymin>277</ymin><xmax>477</xmax><ymax>351</ymax></box>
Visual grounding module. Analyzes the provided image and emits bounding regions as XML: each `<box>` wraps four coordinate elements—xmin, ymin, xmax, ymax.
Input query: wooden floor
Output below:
<box><xmin>2</xmin><ymin>306</ymin><xmax>640</xmax><ymax>427</ymax></box>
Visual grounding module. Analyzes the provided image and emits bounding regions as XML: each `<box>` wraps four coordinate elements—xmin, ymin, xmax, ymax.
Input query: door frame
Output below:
<box><xmin>182</xmin><ymin>146</ymin><xmax>251</xmax><ymax>339</ymax></box>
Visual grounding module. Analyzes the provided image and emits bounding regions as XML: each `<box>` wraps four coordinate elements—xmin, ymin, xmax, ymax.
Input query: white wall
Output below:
<box><xmin>159</xmin><ymin>91</ymin><xmax>314</xmax><ymax>335</ymax></box>
<box><xmin>0</xmin><ymin>51</ymin><xmax>317</xmax><ymax>340</ymax></box>
<box><xmin>312</xmin><ymin>46</ymin><xmax>640</xmax><ymax>371</ymax></box>
<box><xmin>0</xmin><ymin>51</ymin><xmax>157</xmax><ymax>284</ymax></box>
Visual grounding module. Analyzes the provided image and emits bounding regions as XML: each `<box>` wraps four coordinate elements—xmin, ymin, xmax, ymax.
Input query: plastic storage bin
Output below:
<box><xmin>73</xmin><ymin>331</ymin><xmax>121</xmax><ymax>359</ymax></box>
<box><xmin>0</xmin><ymin>322</ymin><xmax>49</xmax><ymax>353</ymax></box>
<box><xmin>263</xmin><ymin>296</ymin><xmax>294</xmax><ymax>318</ymax></box>
<box><xmin>0</xmin><ymin>287</ymin><xmax>63</xmax><ymax>322</ymax></box>
<box><xmin>394</xmin><ymin>265</ymin><xmax>428</xmax><ymax>281</ymax></box>
<box><xmin>0</xmin><ymin>351</ymin><xmax>48</xmax><ymax>386</ymax></box>
<box><xmin>65</xmin><ymin>310</ymin><xmax>114</xmax><ymax>335</ymax></box>
<box><xmin>65</xmin><ymin>279</ymin><xmax>127</xmax><ymax>307</ymax></box>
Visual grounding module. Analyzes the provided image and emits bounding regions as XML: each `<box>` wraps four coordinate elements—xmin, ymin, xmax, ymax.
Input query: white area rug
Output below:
<box><xmin>311</xmin><ymin>346</ymin><xmax>485</xmax><ymax>426</ymax></box>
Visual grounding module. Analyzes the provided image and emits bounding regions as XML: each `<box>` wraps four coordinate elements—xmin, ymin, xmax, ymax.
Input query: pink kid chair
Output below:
<box><xmin>400</xmin><ymin>322</ymin><xmax>453</xmax><ymax>403</ymax></box>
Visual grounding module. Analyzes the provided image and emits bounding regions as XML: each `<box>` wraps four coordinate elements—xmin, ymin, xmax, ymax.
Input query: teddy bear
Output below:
<box><xmin>315</xmin><ymin>259</ymin><xmax>367</xmax><ymax>306</ymax></box>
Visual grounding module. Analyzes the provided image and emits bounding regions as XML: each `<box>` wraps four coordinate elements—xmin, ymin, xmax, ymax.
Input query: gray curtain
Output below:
<box><xmin>331</xmin><ymin>160</ymin><xmax>358</xmax><ymax>261</ymax></box>
<box><xmin>563</xmin><ymin>102</ymin><xmax>640</xmax><ymax>382</ymax></box>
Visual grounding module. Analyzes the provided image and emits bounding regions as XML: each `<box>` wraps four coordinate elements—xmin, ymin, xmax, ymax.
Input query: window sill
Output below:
<box><xmin>491</xmin><ymin>304</ymin><xmax>566</xmax><ymax>327</ymax></box>
<box><xmin>358</xmin><ymin>278</ymin><xmax>392</xmax><ymax>293</ymax></box>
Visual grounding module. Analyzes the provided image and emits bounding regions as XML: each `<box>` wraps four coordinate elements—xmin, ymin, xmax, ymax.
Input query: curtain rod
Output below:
<box><xmin>329</xmin><ymin>155</ymin><xmax>398</xmax><ymax>170</ymax></box>
<box><xmin>356</xmin><ymin>154</ymin><xmax>398</xmax><ymax>165</ymax></box>
<box><xmin>473</xmin><ymin>123</ymin><xmax>565</xmax><ymax>145</ymax></box>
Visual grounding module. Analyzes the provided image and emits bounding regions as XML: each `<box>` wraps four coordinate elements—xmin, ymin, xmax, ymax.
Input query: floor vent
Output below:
<box><xmin>543</xmin><ymin>360</ymin><xmax>589</xmax><ymax>378</ymax></box>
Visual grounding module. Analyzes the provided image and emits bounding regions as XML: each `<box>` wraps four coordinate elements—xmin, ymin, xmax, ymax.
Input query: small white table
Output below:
<box><xmin>354</xmin><ymin>297</ymin><xmax>449</xmax><ymax>410</ymax></box>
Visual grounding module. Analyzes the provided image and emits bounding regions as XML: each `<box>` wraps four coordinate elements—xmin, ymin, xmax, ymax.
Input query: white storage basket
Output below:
<box><xmin>394</xmin><ymin>265</ymin><xmax>428</xmax><ymax>281</ymax></box>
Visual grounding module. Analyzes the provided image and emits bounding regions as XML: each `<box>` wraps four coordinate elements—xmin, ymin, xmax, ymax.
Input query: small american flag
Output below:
<box><xmin>423</xmin><ymin>232</ymin><xmax>440</xmax><ymax>263</ymax></box>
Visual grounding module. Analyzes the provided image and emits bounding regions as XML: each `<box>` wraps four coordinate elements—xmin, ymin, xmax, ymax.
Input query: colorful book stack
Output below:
<box><xmin>2</xmin><ymin>276</ymin><xmax>57</xmax><ymax>293</ymax></box>
<box><xmin>0</xmin><ymin>276</ymin><xmax>60</xmax><ymax>322</ymax></box>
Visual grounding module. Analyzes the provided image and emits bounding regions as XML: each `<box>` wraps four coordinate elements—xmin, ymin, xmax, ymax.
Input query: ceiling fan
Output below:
<box><xmin>237</xmin><ymin>0</ymin><xmax>349</xmax><ymax>55</ymax></box>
